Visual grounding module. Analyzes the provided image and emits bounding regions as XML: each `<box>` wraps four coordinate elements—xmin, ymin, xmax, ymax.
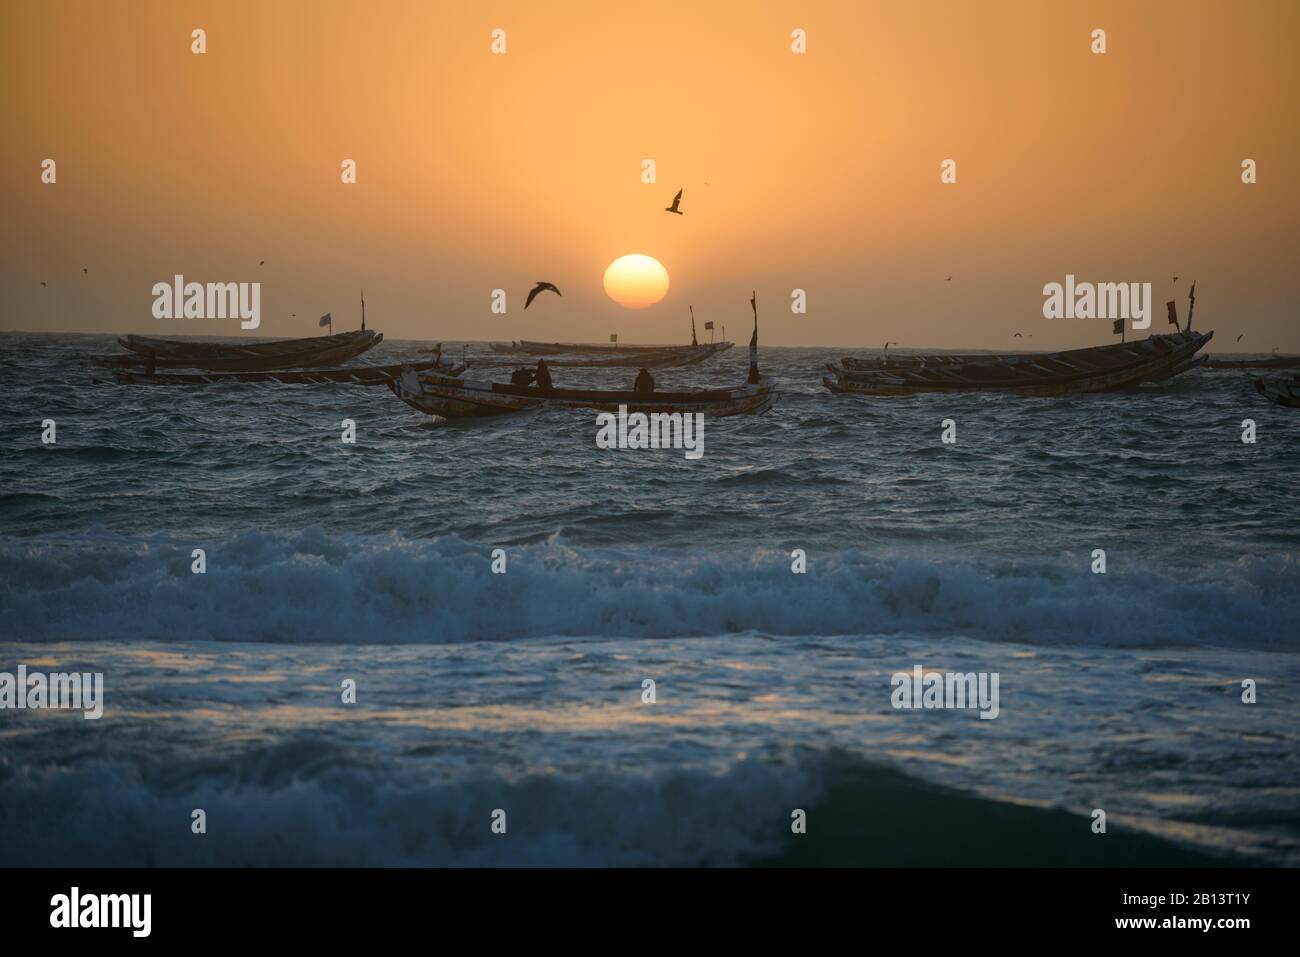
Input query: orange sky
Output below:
<box><xmin>3</xmin><ymin>0</ymin><xmax>1298</xmax><ymax>349</ymax></box>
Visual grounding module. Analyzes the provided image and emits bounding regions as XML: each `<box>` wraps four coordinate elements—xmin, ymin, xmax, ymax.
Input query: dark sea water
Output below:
<box><xmin>1</xmin><ymin>332</ymin><xmax>1297</xmax><ymax>865</ymax></box>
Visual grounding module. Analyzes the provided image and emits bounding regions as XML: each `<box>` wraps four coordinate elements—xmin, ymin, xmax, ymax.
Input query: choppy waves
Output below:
<box><xmin>1</xmin><ymin>528</ymin><xmax>1294</xmax><ymax>648</ymax></box>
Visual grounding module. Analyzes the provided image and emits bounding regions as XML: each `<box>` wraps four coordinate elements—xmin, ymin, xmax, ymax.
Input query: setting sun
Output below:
<box><xmin>603</xmin><ymin>254</ymin><xmax>670</xmax><ymax>309</ymax></box>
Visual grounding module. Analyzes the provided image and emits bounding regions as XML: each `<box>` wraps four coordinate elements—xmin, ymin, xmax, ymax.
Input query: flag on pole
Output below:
<box><xmin>319</xmin><ymin>313</ymin><xmax>332</xmax><ymax>329</ymax></box>
<box><xmin>1166</xmin><ymin>300</ymin><xmax>1179</xmax><ymax>330</ymax></box>
<box><xmin>703</xmin><ymin>321</ymin><xmax>714</xmax><ymax>330</ymax></box>
<box><xmin>610</xmin><ymin>333</ymin><xmax>618</xmax><ymax>343</ymax></box>
<box><xmin>1112</xmin><ymin>318</ymin><xmax>1124</xmax><ymax>335</ymax></box>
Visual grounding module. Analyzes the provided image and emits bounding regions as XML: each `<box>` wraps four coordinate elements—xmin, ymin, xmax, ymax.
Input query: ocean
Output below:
<box><xmin>1</xmin><ymin>332</ymin><xmax>1297</xmax><ymax>866</ymax></box>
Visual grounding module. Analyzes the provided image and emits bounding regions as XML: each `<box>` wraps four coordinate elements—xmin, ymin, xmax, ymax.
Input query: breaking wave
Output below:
<box><xmin>0</xmin><ymin>746</ymin><xmax>1228</xmax><ymax>866</ymax></box>
<box><xmin>1</xmin><ymin>528</ymin><xmax>1295</xmax><ymax>649</ymax></box>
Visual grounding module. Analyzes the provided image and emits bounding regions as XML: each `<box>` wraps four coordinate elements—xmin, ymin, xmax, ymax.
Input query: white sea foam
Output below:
<box><xmin>0</xmin><ymin>529</ymin><xmax>1294</xmax><ymax>648</ymax></box>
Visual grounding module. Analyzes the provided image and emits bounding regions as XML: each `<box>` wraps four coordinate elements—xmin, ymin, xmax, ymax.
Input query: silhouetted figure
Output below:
<box><xmin>633</xmin><ymin>368</ymin><xmax>655</xmax><ymax>394</ymax></box>
<box><xmin>510</xmin><ymin>367</ymin><xmax>534</xmax><ymax>387</ymax></box>
<box><xmin>534</xmin><ymin>358</ymin><xmax>553</xmax><ymax>392</ymax></box>
<box><xmin>525</xmin><ymin>282</ymin><xmax>561</xmax><ymax>309</ymax></box>
<box><xmin>665</xmin><ymin>189</ymin><xmax>683</xmax><ymax>215</ymax></box>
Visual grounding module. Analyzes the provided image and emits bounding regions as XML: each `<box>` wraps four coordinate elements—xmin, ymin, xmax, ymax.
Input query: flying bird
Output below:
<box><xmin>40</xmin><ymin>281</ymin><xmax>47</xmax><ymax>287</ymax></box>
<box><xmin>665</xmin><ymin>189</ymin><xmax>684</xmax><ymax>215</ymax></box>
<box><xmin>259</xmin><ymin>260</ymin><xmax>265</xmax><ymax>266</ymax></box>
<box><xmin>525</xmin><ymin>281</ymin><xmax>562</xmax><ymax>309</ymax></box>
<box><xmin>1013</xmin><ymin>333</ymin><xmax>1023</xmax><ymax>338</ymax></box>
<box><xmin>1236</xmin><ymin>334</ymin><xmax>1245</xmax><ymax>342</ymax></box>
<box><xmin>1173</xmin><ymin>277</ymin><xmax>1179</xmax><ymax>284</ymax></box>
<box><xmin>946</xmin><ymin>276</ymin><xmax>952</xmax><ymax>281</ymax></box>
<box><xmin>82</xmin><ymin>268</ymin><xmax>88</xmax><ymax>274</ymax></box>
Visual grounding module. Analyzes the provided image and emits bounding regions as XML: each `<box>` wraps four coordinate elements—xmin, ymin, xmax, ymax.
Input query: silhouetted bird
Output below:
<box><xmin>1173</xmin><ymin>277</ymin><xmax>1179</xmax><ymax>284</ymax></box>
<box><xmin>40</xmin><ymin>281</ymin><xmax>46</xmax><ymax>287</ymax></box>
<box><xmin>946</xmin><ymin>276</ymin><xmax>952</xmax><ymax>281</ymax></box>
<box><xmin>1236</xmin><ymin>334</ymin><xmax>1245</xmax><ymax>342</ymax></box>
<box><xmin>82</xmin><ymin>268</ymin><xmax>88</xmax><ymax>274</ymax></box>
<box><xmin>259</xmin><ymin>260</ymin><xmax>265</xmax><ymax>266</ymax></box>
<box><xmin>1014</xmin><ymin>333</ymin><xmax>1023</xmax><ymax>338</ymax></box>
<box><xmin>665</xmin><ymin>189</ymin><xmax>684</xmax><ymax>215</ymax></box>
<box><xmin>525</xmin><ymin>281</ymin><xmax>561</xmax><ymax>309</ymax></box>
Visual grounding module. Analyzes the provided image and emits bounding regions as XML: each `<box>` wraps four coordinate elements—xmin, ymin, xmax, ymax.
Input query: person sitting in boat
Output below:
<box><xmin>534</xmin><ymin>357</ymin><xmax>553</xmax><ymax>392</ymax></box>
<box><xmin>510</xmin><ymin>367</ymin><xmax>534</xmax><ymax>387</ymax></box>
<box><xmin>633</xmin><ymin>368</ymin><xmax>655</xmax><ymax>393</ymax></box>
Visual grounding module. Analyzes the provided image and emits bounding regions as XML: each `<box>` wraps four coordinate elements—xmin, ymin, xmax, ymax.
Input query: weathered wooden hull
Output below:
<box><xmin>1255</xmin><ymin>376</ymin><xmax>1300</xmax><ymax>408</ymax></box>
<box><xmin>389</xmin><ymin>368</ymin><xmax>776</xmax><ymax>419</ymax></box>
<box><xmin>112</xmin><ymin>360</ymin><xmax>459</xmax><ymax>385</ymax></box>
<box><xmin>473</xmin><ymin>345</ymin><xmax>727</xmax><ymax>369</ymax></box>
<box><xmin>104</xmin><ymin>330</ymin><xmax>383</xmax><ymax>371</ymax></box>
<box><xmin>825</xmin><ymin>331</ymin><xmax>1212</xmax><ymax>396</ymax></box>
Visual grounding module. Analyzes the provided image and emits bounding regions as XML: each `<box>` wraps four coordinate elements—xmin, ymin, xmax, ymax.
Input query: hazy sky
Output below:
<box><xmin>4</xmin><ymin>0</ymin><xmax>1298</xmax><ymax>349</ymax></box>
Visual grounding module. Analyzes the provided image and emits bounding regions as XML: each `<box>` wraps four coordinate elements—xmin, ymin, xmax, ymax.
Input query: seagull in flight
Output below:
<box><xmin>525</xmin><ymin>281</ymin><xmax>562</xmax><ymax>309</ymax></box>
<box><xmin>946</xmin><ymin>276</ymin><xmax>952</xmax><ymax>281</ymax></box>
<box><xmin>1236</xmin><ymin>334</ymin><xmax>1245</xmax><ymax>342</ymax></box>
<box><xmin>259</xmin><ymin>260</ymin><xmax>265</xmax><ymax>266</ymax></box>
<box><xmin>40</xmin><ymin>281</ymin><xmax>47</xmax><ymax>287</ymax></box>
<box><xmin>82</xmin><ymin>268</ymin><xmax>88</xmax><ymax>274</ymax></box>
<box><xmin>665</xmin><ymin>189</ymin><xmax>684</xmax><ymax>215</ymax></box>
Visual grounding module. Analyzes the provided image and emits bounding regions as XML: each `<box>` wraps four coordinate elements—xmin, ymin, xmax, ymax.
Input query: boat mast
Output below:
<box><xmin>1187</xmin><ymin>281</ymin><xmax>1196</xmax><ymax>331</ymax></box>
<box><xmin>690</xmin><ymin>305</ymin><xmax>697</xmax><ymax>346</ymax></box>
<box><xmin>361</xmin><ymin>289</ymin><xmax>366</xmax><ymax>331</ymax></box>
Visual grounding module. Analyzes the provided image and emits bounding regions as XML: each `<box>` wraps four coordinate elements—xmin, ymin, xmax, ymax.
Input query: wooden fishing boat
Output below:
<box><xmin>824</xmin><ymin>331</ymin><xmax>1213</xmax><ymax>397</ymax></box>
<box><xmin>1207</xmin><ymin>355</ymin><xmax>1300</xmax><ymax>370</ymax></box>
<box><xmin>388</xmin><ymin>367</ymin><xmax>774</xmax><ymax>418</ymax></box>
<box><xmin>111</xmin><ymin>360</ymin><xmax>460</xmax><ymax>386</ymax></box>
<box><xmin>473</xmin><ymin>344</ymin><xmax>726</xmax><ymax>369</ymax></box>
<box><xmin>840</xmin><ymin>351</ymin><xmax>1017</xmax><ymax>370</ymax></box>
<box><xmin>1255</xmin><ymin>375</ymin><xmax>1300</xmax><ymax>408</ymax></box>
<box><xmin>101</xmin><ymin>330</ymin><xmax>383</xmax><ymax>371</ymax></box>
